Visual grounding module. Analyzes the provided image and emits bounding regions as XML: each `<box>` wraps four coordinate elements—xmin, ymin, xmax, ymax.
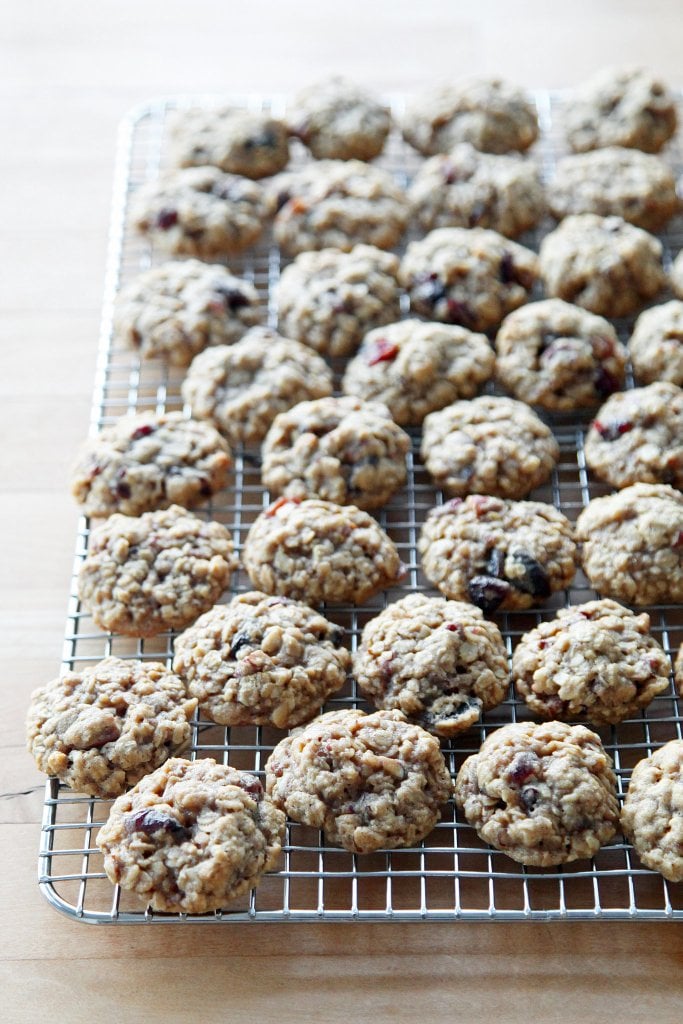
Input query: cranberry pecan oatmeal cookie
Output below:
<box><xmin>181</xmin><ymin>327</ymin><xmax>333</xmax><ymax>448</ymax></box>
<box><xmin>419</xmin><ymin>495</ymin><xmax>577</xmax><ymax>613</ymax></box>
<box><xmin>353</xmin><ymin>593</ymin><xmax>509</xmax><ymax>738</ymax></box>
<box><xmin>342</xmin><ymin>319</ymin><xmax>494</xmax><ymax>427</ymax></box>
<box><xmin>454</xmin><ymin>721</ymin><xmax>620</xmax><ymax>866</ymax></box>
<box><xmin>173</xmin><ymin>592</ymin><xmax>349</xmax><ymax>729</ymax></box>
<box><xmin>261</xmin><ymin>396</ymin><xmax>410</xmax><ymax>510</ymax></box>
<box><xmin>26</xmin><ymin>657</ymin><xmax>197</xmax><ymax>798</ymax></box>
<box><xmin>512</xmin><ymin>599</ymin><xmax>670</xmax><ymax>725</ymax></box>
<box><xmin>78</xmin><ymin>505</ymin><xmax>236</xmax><ymax>637</ymax></box>
<box><xmin>621</xmin><ymin>740</ymin><xmax>683</xmax><ymax>883</ymax></box>
<box><xmin>243</xmin><ymin>497</ymin><xmax>404</xmax><ymax>606</ymax></box>
<box><xmin>170</xmin><ymin>106</ymin><xmax>289</xmax><ymax>179</ymax></box>
<box><xmin>71</xmin><ymin>411</ymin><xmax>231</xmax><ymax>518</ymax></box>
<box><xmin>400</xmin><ymin>227</ymin><xmax>538</xmax><ymax>332</ymax></box>
<box><xmin>629</xmin><ymin>301</ymin><xmax>683</xmax><ymax>387</ymax></box>
<box><xmin>495</xmin><ymin>299</ymin><xmax>626</xmax><ymax>411</ymax></box>
<box><xmin>96</xmin><ymin>758</ymin><xmax>285</xmax><ymax>913</ymax></box>
<box><xmin>286</xmin><ymin>76</ymin><xmax>391</xmax><ymax>161</ymax></box>
<box><xmin>420</xmin><ymin>395</ymin><xmax>559</xmax><ymax>500</ymax></box>
<box><xmin>265</xmin><ymin>708</ymin><xmax>452</xmax><ymax>853</ymax></box>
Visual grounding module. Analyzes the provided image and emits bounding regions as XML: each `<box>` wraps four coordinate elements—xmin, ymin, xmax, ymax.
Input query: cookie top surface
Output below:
<box><xmin>454</xmin><ymin>720</ymin><xmax>619</xmax><ymax>866</ymax></box>
<box><xmin>420</xmin><ymin>395</ymin><xmax>559</xmax><ymax>500</ymax></box>
<box><xmin>512</xmin><ymin>599</ymin><xmax>670</xmax><ymax>725</ymax></box>
<box><xmin>71</xmin><ymin>411</ymin><xmax>232</xmax><ymax>518</ymax></box>
<box><xmin>419</xmin><ymin>495</ymin><xmax>577</xmax><ymax>613</ymax></box>
<box><xmin>286</xmin><ymin>76</ymin><xmax>391</xmax><ymax>161</ymax></box>
<box><xmin>620</xmin><ymin>740</ymin><xmax>683</xmax><ymax>882</ymax></box>
<box><xmin>265</xmin><ymin>708</ymin><xmax>452</xmax><ymax>853</ymax></box>
<box><xmin>342</xmin><ymin>319</ymin><xmax>495</xmax><ymax>426</ymax></box>
<box><xmin>353</xmin><ymin>593</ymin><xmax>509</xmax><ymax>738</ymax></box>
<box><xmin>78</xmin><ymin>505</ymin><xmax>236</xmax><ymax>637</ymax></box>
<box><xmin>261</xmin><ymin>395</ymin><xmax>410</xmax><ymax>510</ymax></box>
<box><xmin>495</xmin><ymin>298</ymin><xmax>627</xmax><ymax>411</ymax></box>
<box><xmin>26</xmin><ymin>657</ymin><xmax>197</xmax><ymax>798</ymax></box>
<box><xmin>170</xmin><ymin>106</ymin><xmax>289</xmax><ymax>178</ymax></box>
<box><xmin>113</xmin><ymin>260</ymin><xmax>263</xmax><ymax>367</ymax></box>
<box><xmin>400</xmin><ymin>227</ymin><xmax>539</xmax><ymax>332</ymax></box>
<box><xmin>96</xmin><ymin>757</ymin><xmax>285</xmax><ymax>913</ymax></box>
<box><xmin>181</xmin><ymin>327</ymin><xmax>333</xmax><ymax>448</ymax></box>
<box><xmin>629</xmin><ymin>300</ymin><xmax>683</xmax><ymax>387</ymax></box>
<box><xmin>242</xmin><ymin>497</ymin><xmax>404</xmax><ymax>606</ymax></box>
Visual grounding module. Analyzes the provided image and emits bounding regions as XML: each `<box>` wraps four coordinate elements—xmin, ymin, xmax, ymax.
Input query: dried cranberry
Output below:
<box><xmin>229</xmin><ymin>632</ymin><xmax>253</xmax><ymax>658</ymax></box>
<box><xmin>594</xmin><ymin>368</ymin><xmax>621</xmax><ymax>397</ymax></box>
<box><xmin>444</xmin><ymin>622</ymin><xmax>461</xmax><ymax>632</ymax></box>
<box><xmin>216</xmin><ymin>286</ymin><xmax>249</xmax><ymax>312</ymax></box>
<box><xmin>367</xmin><ymin>338</ymin><xmax>400</xmax><ymax>366</ymax></box>
<box><xmin>674</xmin><ymin>530</ymin><xmax>683</xmax><ymax>548</ymax></box>
<box><xmin>592</xmin><ymin>335</ymin><xmax>615</xmax><ymax>359</ymax></box>
<box><xmin>116</xmin><ymin>479</ymin><xmax>131</xmax><ymax>499</ymax></box>
<box><xmin>520</xmin><ymin>786</ymin><xmax>540</xmax><ymax>812</ymax></box>
<box><xmin>266</xmin><ymin>496</ymin><xmax>301</xmax><ymax>516</ymax></box>
<box><xmin>445</xmin><ymin>298</ymin><xmax>475</xmax><ymax>328</ymax></box>
<box><xmin>506</xmin><ymin>551</ymin><xmax>551</xmax><ymax>599</ymax></box>
<box><xmin>593</xmin><ymin>419</ymin><xmax>633</xmax><ymax>442</ymax></box>
<box><xmin>198</xmin><ymin>478</ymin><xmax>212</xmax><ymax>498</ymax></box>
<box><xmin>506</xmin><ymin>752</ymin><xmax>539</xmax><ymax>786</ymax></box>
<box><xmin>236</xmin><ymin>773</ymin><xmax>263</xmax><ymax>798</ymax></box>
<box><xmin>467</xmin><ymin>575</ymin><xmax>511</xmax><ymax>613</ymax></box>
<box><xmin>130</xmin><ymin>424</ymin><xmax>155</xmax><ymax>441</ymax></box>
<box><xmin>499</xmin><ymin>252</ymin><xmax>516</xmax><ymax>284</ymax></box>
<box><xmin>124</xmin><ymin>807</ymin><xmax>190</xmax><ymax>841</ymax></box>
<box><xmin>156</xmin><ymin>208</ymin><xmax>178</xmax><ymax>230</ymax></box>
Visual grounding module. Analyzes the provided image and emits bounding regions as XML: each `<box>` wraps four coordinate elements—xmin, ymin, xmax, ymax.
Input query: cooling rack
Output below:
<box><xmin>39</xmin><ymin>91</ymin><xmax>683</xmax><ymax>923</ymax></box>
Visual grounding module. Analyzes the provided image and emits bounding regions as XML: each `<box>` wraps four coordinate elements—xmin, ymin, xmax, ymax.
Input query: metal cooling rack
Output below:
<box><xmin>39</xmin><ymin>91</ymin><xmax>683</xmax><ymax>923</ymax></box>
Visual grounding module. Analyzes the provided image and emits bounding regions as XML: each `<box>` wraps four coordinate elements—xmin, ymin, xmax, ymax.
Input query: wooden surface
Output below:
<box><xmin>2</xmin><ymin>2</ymin><xmax>683</xmax><ymax>1020</ymax></box>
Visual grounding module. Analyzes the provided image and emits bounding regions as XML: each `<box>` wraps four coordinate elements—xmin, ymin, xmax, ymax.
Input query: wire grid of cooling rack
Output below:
<box><xmin>39</xmin><ymin>91</ymin><xmax>683</xmax><ymax>923</ymax></box>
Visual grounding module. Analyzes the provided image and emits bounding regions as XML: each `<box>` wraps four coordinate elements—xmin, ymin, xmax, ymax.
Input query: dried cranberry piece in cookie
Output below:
<box><xmin>593</xmin><ymin>419</ymin><xmax>634</xmax><ymax>441</ymax></box>
<box><xmin>367</xmin><ymin>338</ymin><xmax>400</xmax><ymax>365</ymax></box>
<box><xmin>156</xmin><ymin>208</ymin><xmax>178</xmax><ymax>230</ymax></box>
<box><xmin>467</xmin><ymin>575</ymin><xmax>512</xmax><ymax>613</ymax></box>
<box><xmin>124</xmin><ymin>807</ymin><xmax>190</xmax><ymax>841</ymax></box>
<box><xmin>506</xmin><ymin>751</ymin><xmax>540</xmax><ymax>786</ymax></box>
<box><xmin>506</xmin><ymin>551</ymin><xmax>551</xmax><ymax>599</ymax></box>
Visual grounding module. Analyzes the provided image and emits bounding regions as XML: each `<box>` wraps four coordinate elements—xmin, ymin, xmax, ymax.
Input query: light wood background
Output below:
<box><xmin>2</xmin><ymin>3</ymin><xmax>683</xmax><ymax>1021</ymax></box>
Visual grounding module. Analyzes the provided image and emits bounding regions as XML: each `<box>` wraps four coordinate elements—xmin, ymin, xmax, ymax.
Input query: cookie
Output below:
<box><xmin>454</xmin><ymin>721</ymin><xmax>620</xmax><ymax>866</ymax></box>
<box><xmin>621</xmin><ymin>740</ymin><xmax>683</xmax><ymax>883</ymax></box>
<box><xmin>342</xmin><ymin>319</ymin><xmax>494</xmax><ymax>427</ymax></box>
<box><xmin>671</xmin><ymin>252</ymin><xmax>683</xmax><ymax>300</ymax></box>
<box><xmin>353</xmin><ymin>593</ymin><xmax>509</xmax><ymax>738</ymax></box>
<box><xmin>271</xmin><ymin>160</ymin><xmax>408</xmax><ymax>255</ymax></box>
<box><xmin>26</xmin><ymin>657</ymin><xmax>197</xmax><ymax>798</ymax></box>
<box><xmin>113</xmin><ymin>260</ymin><xmax>263</xmax><ymax>368</ymax></box>
<box><xmin>275</xmin><ymin>245</ymin><xmax>401</xmax><ymax>358</ymax></box>
<box><xmin>420</xmin><ymin>395</ymin><xmax>559</xmax><ymax>500</ymax></box>
<box><xmin>78</xmin><ymin>505</ymin><xmax>236</xmax><ymax>637</ymax></box>
<box><xmin>71</xmin><ymin>411</ymin><xmax>231</xmax><ymax>518</ymax></box>
<box><xmin>565</xmin><ymin>66</ymin><xmax>677</xmax><ymax>154</ymax></box>
<box><xmin>675</xmin><ymin>643</ymin><xmax>683</xmax><ymax>698</ymax></box>
<box><xmin>261</xmin><ymin>396</ymin><xmax>410</xmax><ymax>510</ymax></box>
<box><xmin>495</xmin><ymin>299</ymin><xmax>627</xmax><ymax>411</ymax></box>
<box><xmin>131</xmin><ymin>166</ymin><xmax>272</xmax><ymax>258</ymax></box>
<box><xmin>539</xmin><ymin>214</ymin><xmax>665</xmax><ymax>318</ymax></box>
<box><xmin>242</xmin><ymin>497</ymin><xmax>404</xmax><ymax>606</ymax></box>
<box><xmin>400</xmin><ymin>227</ymin><xmax>538</xmax><ymax>332</ymax></box>
<box><xmin>512</xmin><ymin>599</ymin><xmax>670</xmax><ymax>726</ymax></box>
<box><xmin>181</xmin><ymin>327</ymin><xmax>333</xmax><ymax>448</ymax></box>
<box><xmin>402</xmin><ymin>78</ymin><xmax>539</xmax><ymax>156</ymax></box>
<box><xmin>409</xmin><ymin>143</ymin><xmax>546</xmax><ymax>238</ymax></box>
<box><xmin>173</xmin><ymin>591</ymin><xmax>350</xmax><ymax>729</ymax></box>
<box><xmin>96</xmin><ymin>758</ymin><xmax>285</xmax><ymax>913</ymax></box>
<box><xmin>170</xmin><ymin>106</ymin><xmax>289</xmax><ymax>179</ymax></box>
<box><xmin>576</xmin><ymin>483</ymin><xmax>683</xmax><ymax>605</ymax></box>
<box><xmin>584</xmin><ymin>382</ymin><xmax>683</xmax><ymax>490</ymax></box>
<box><xmin>550</xmin><ymin>147</ymin><xmax>678</xmax><ymax>232</ymax></box>
<box><xmin>419</xmin><ymin>495</ymin><xmax>577</xmax><ymax>613</ymax></box>
<box><xmin>286</xmin><ymin>76</ymin><xmax>391</xmax><ymax>161</ymax></box>
<box><xmin>265</xmin><ymin>708</ymin><xmax>452</xmax><ymax>853</ymax></box>
<box><xmin>629</xmin><ymin>301</ymin><xmax>683</xmax><ymax>387</ymax></box>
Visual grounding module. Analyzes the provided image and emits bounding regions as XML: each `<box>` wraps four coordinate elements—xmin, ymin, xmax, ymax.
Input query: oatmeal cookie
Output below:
<box><xmin>400</xmin><ymin>227</ymin><xmax>538</xmax><ymax>332</ymax></box>
<box><xmin>576</xmin><ymin>483</ymin><xmax>683</xmax><ymax>605</ymax></box>
<box><xmin>131</xmin><ymin>166</ymin><xmax>272</xmax><ymax>258</ymax></box>
<box><xmin>181</xmin><ymin>327</ymin><xmax>333</xmax><ymax>448</ymax></box>
<box><xmin>342</xmin><ymin>319</ymin><xmax>494</xmax><ymax>426</ymax></box>
<box><xmin>512</xmin><ymin>599</ymin><xmax>670</xmax><ymax>725</ymax></box>
<box><xmin>353</xmin><ymin>593</ymin><xmax>508</xmax><ymax>738</ymax></box>
<box><xmin>26</xmin><ymin>658</ymin><xmax>197</xmax><ymax>798</ymax></box>
<box><xmin>261</xmin><ymin>396</ymin><xmax>410</xmax><ymax>510</ymax></box>
<box><xmin>71</xmin><ymin>411</ymin><xmax>231</xmax><ymax>518</ymax></box>
<box><xmin>409</xmin><ymin>143</ymin><xmax>546</xmax><ymax>238</ymax></box>
<box><xmin>170</xmin><ymin>106</ymin><xmax>289</xmax><ymax>179</ymax></box>
<box><xmin>671</xmin><ymin>252</ymin><xmax>683</xmax><ymax>300</ymax></box>
<box><xmin>420</xmin><ymin>395</ymin><xmax>559</xmax><ymax>500</ymax></box>
<box><xmin>286</xmin><ymin>76</ymin><xmax>391</xmax><ymax>161</ymax></box>
<box><xmin>173</xmin><ymin>592</ymin><xmax>349</xmax><ymax>729</ymax></box>
<box><xmin>275</xmin><ymin>245</ymin><xmax>401</xmax><ymax>358</ymax></box>
<box><xmin>565</xmin><ymin>66</ymin><xmax>677</xmax><ymax>154</ymax></box>
<box><xmin>113</xmin><ymin>260</ymin><xmax>263</xmax><ymax>368</ymax></box>
<box><xmin>495</xmin><ymin>299</ymin><xmax>626</xmax><ymax>411</ymax></box>
<box><xmin>621</xmin><ymin>740</ymin><xmax>683</xmax><ymax>883</ymax></box>
<box><xmin>675</xmin><ymin>644</ymin><xmax>683</xmax><ymax>698</ymax></box>
<box><xmin>629</xmin><ymin>301</ymin><xmax>683</xmax><ymax>387</ymax></box>
<box><xmin>402</xmin><ymin>78</ymin><xmax>539</xmax><ymax>156</ymax></box>
<box><xmin>454</xmin><ymin>721</ymin><xmax>620</xmax><ymax>866</ymax></box>
<box><xmin>265</xmin><ymin>708</ymin><xmax>452</xmax><ymax>853</ymax></box>
<box><xmin>539</xmin><ymin>214</ymin><xmax>665</xmax><ymax>318</ymax></box>
<box><xmin>419</xmin><ymin>495</ymin><xmax>577</xmax><ymax>613</ymax></box>
<box><xmin>78</xmin><ymin>505</ymin><xmax>236</xmax><ymax>637</ymax></box>
<box><xmin>584</xmin><ymin>382</ymin><xmax>683</xmax><ymax>490</ymax></box>
<box><xmin>242</xmin><ymin>497</ymin><xmax>404</xmax><ymax>606</ymax></box>
<box><xmin>96</xmin><ymin>758</ymin><xmax>285</xmax><ymax>913</ymax></box>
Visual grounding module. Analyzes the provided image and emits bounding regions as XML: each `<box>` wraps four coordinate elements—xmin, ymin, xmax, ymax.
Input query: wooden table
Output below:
<box><xmin>2</xmin><ymin>3</ymin><xmax>682</xmax><ymax>1020</ymax></box>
